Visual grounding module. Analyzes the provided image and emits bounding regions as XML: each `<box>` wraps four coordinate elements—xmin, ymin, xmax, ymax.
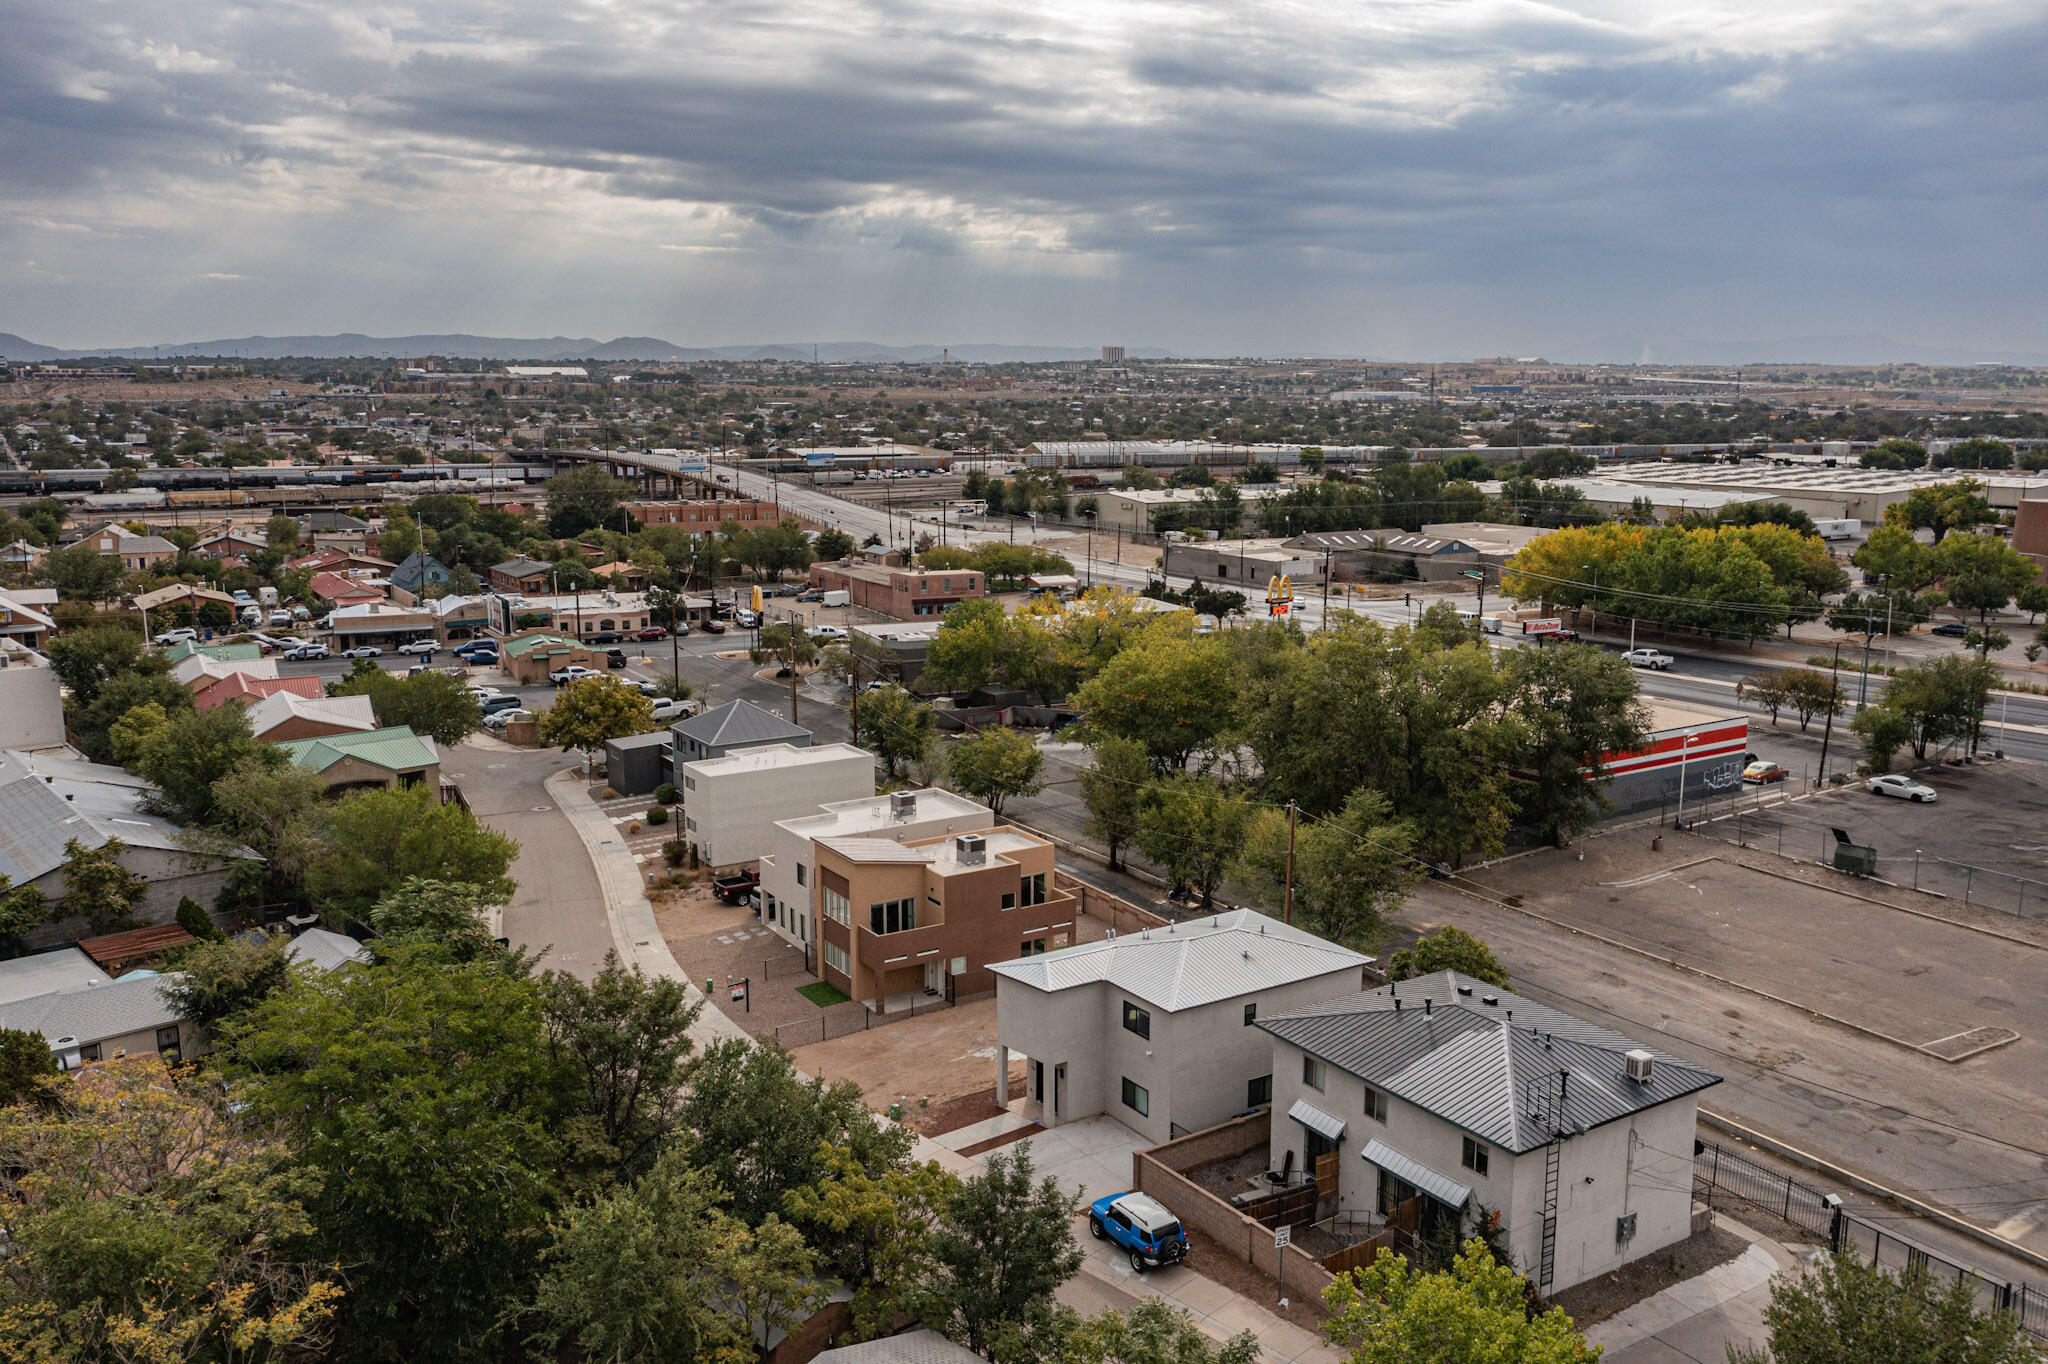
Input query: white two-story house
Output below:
<box><xmin>1258</xmin><ymin>971</ymin><xmax>1720</xmax><ymax>1296</ymax></box>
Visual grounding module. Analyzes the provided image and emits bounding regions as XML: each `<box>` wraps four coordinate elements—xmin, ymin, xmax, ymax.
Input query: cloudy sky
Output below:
<box><xmin>3</xmin><ymin>0</ymin><xmax>2044</xmax><ymax>360</ymax></box>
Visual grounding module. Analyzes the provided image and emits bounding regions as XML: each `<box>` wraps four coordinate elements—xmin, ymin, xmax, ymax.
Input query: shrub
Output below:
<box><xmin>655</xmin><ymin>782</ymin><xmax>679</xmax><ymax>805</ymax></box>
<box><xmin>662</xmin><ymin>839</ymin><xmax>687</xmax><ymax>868</ymax></box>
<box><xmin>627</xmin><ymin>820</ymin><xmax>642</xmax><ymax>834</ymax></box>
<box><xmin>646</xmin><ymin>804</ymin><xmax>669</xmax><ymax>825</ymax></box>
<box><xmin>175</xmin><ymin>895</ymin><xmax>223</xmax><ymax>942</ymax></box>
<box><xmin>600</xmin><ymin>787</ymin><xmax>618</xmax><ymax>800</ymax></box>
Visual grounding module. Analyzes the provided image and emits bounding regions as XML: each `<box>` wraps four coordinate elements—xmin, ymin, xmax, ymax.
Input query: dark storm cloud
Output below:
<box><xmin>1</xmin><ymin>0</ymin><xmax>2043</xmax><ymax>353</ymax></box>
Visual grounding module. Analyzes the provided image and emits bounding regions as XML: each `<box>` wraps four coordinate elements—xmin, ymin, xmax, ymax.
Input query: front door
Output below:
<box><xmin>1053</xmin><ymin>1063</ymin><xmax>1065</xmax><ymax>1119</ymax></box>
<box><xmin>1033</xmin><ymin>1060</ymin><xmax>1045</xmax><ymax>1104</ymax></box>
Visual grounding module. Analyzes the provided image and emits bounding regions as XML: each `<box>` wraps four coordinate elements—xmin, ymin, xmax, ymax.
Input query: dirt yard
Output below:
<box><xmin>1550</xmin><ymin>1224</ymin><xmax>1749</xmax><ymax>1327</ymax></box>
<box><xmin>790</xmin><ymin>998</ymin><xmax>1019</xmax><ymax>1116</ymax></box>
<box><xmin>656</xmin><ymin>889</ymin><xmax>817</xmax><ymax>1039</ymax></box>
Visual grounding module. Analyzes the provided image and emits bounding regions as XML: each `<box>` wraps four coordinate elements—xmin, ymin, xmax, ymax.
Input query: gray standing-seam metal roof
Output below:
<box><xmin>987</xmin><ymin>908</ymin><xmax>1372</xmax><ymax>1012</ymax></box>
<box><xmin>1361</xmin><ymin>1138</ymin><xmax>1472</xmax><ymax>1209</ymax></box>
<box><xmin>671</xmin><ymin>698</ymin><xmax>810</xmax><ymax>750</ymax></box>
<box><xmin>1258</xmin><ymin>971</ymin><xmax>1720</xmax><ymax>1154</ymax></box>
<box><xmin>1288</xmin><ymin>1098</ymin><xmax>1347</xmax><ymax>1143</ymax></box>
<box><xmin>813</xmin><ymin>1329</ymin><xmax>985</xmax><ymax>1364</ymax></box>
<box><xmin>0</xmin><ymin>750</ymin><xmax>254</xmax><ymax>885</ymax></box>
<box><xmin>605</xmin><ymin>731</ymin><xmax>673</xmax><ymax>753</ymax></box>
<box><xmin>285</xmin><ymin>928</ymin><xmax>370</xmax><ymax>973</ymax></box>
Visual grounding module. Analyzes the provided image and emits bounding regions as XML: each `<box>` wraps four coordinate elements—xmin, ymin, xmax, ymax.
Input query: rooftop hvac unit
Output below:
<box><xmin>889</xmin><ymin>790</ymin><xmax>917</xmax><ymax>821</ymax></box>
<box><xmin>1624</xmin><ymin>1049</ymin><xmax>1655</xmax><ymax>1084</ymax></box>
<box><xmin>955</xmin><ymin>833</ymin><xmax>986</xmax><ymax>866</ymax></box>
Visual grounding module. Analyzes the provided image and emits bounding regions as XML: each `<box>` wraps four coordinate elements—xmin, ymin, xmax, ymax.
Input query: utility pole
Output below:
<box><xmin>1282</xmin><ymin>801</ymin><xmax>1297</xmax><ymax>926</ymax></box>
<box><xmin>1817</xmin><ymin>640</ymin><xmax>1841</xmax><ymax>788</ymax></box>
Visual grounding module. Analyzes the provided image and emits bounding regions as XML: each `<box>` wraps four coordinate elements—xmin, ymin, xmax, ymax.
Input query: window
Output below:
<box><xmin>1363</xmin><ymin>1085</ymin><xmax>1388</xmax><ymax>1124</ymax></box>
<box><xmin>795</xmin><ymin>863</ymin><xmax>807</xmax><ymax>887</ymax></box>
<box><xmin>1122</xmin><ymin>1000</ymin><xmax>1151</xmax><ymax>1039</ymax></box>
<box><xmin>1019</xmin><ymin>937</ymin><xmax>1048</xmax><ymax>956</ymax></box>
<box><xmin>822</xmin><ymin>887</ymin><xmax>851</xmax><ymax>926</ymax></box>
<box><xmin>1302</xmin><ymin>1056</ymin><xmax>1326</xmax><ymax>1092</ymax></box>
<box><xmin>822</xmin><ymin>942</ymin><xmax>850</xmax><ymax>974</ymax></box>
<box><xmin>1462</xmin><ymin>1137</ymin><xmax>1489</xmax><ymax>1177</ymax></box>
<box><xmin>1243</xmin><ymin>1002</ymin><xmax>1257</xmax><ymax>1026</ymax></box>
<box><xmin>1247</xmin><ymin>1074</ymin><xmax>1272</xmax><ymax>1106</ymax></box>
<box><xmin>684</xmin><ymin>776</ymin><xmax>696</xmax><ymax>791</ymax></box>
<box><xmin>1121</xmin><ymin>1077</ymin><xmax>1149</xmax><ymax>1117</ymax></box>
<box><xmin>1020</xmin><ymin>872</ymin><xmax>1047</xmax><ymax>907</ymax></box>
<box><xmin>1001</xmin><ymin>891</ymin><xmax>1016</xmax><ymax>910</ymax></box>
<box><xmin>869</xmin><ymin>898</ymin><xmax>916</xmax><ymax>934</ymax></box>
<box><xmin>765</xmin><ymin>895</ymin><xmax>778</xmax><ymax>923</ymax></box>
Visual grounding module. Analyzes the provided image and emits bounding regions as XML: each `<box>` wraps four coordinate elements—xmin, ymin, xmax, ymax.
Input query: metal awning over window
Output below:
<box><xmin>1287</xmin><ymin>1099</ymin><xmax>1346</xmax><ymax>1143</ymax></box>
<box><xmin>1361</xmin><ymin>1138</ymin><xmax>1471</xmax><ymax>1209</ymax></box>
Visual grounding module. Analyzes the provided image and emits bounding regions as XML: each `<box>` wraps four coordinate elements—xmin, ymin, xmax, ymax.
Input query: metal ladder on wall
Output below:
<box><xmin>1523</xmin><ymin>1067</ymin><xmax>1571</xmax><ymax>1296</ymax></box>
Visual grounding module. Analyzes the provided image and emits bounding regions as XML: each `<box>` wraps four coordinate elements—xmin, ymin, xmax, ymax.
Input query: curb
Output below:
<box><xmin>544</xmin><ymin>769</ymin><xmax>751</xmax><ymax>1050</ymax></box>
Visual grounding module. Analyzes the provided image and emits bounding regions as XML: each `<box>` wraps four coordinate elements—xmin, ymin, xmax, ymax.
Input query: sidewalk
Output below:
<box><xmin>1592</xmin><ymin>1216</ymin><xmax>1800</xmax><ymax>1362</ymax></box>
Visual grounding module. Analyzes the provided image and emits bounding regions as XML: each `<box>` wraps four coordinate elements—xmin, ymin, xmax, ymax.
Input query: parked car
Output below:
<box><xmin>605</xmin><ymin>649</ymin><xmax>629</xmax><ymax>669</ymax></box>
<box><xmin>1741</xmin><ymin>761</ymin><xmax>1788</xmax><ymax>784</ymax></box>
<box><xmin>700</xmin><ymin>618</ymin><xmax>727</xmax><ymax>634</ymax></box>
<box><xmin>460</xmin><ymin>647</ymin><xmax>499</xmax><ymax>667</ymax></box>
<box><xmin>268</xmin><ymin>609</ymin><xmax>294</xmax><ymax>627</ymax></box>
<box><xmin>795</xmin><ymin>590</ymin><xmax>823</xmax><ymax>602</ymax></box>
<box><xmin>807</xmin><ymin>625</ymin><xmax>848</xmax><ymax>641</ymax></box>
<box><xmin>1621</xmin><ymin>648</ymin><xmax>1673</xmax><ymax>670</ymax></box>
<box><xmin>282</xmin><ymin>642</ymin><xmax>330</xmax><ymax>661</ymax></box>
<box><xmin>649</xmin><ymin>696</ymin><xmax>698</xmax><ymax>722</ymax></box>
<box><xmin>482</xmin><ymin>707</ymin><xmax>532</xmax><ymax>731</ymax></box>
<box><xmin>711</xmin><ymin>868</ymin><xmax>760</xmax><ymax>904</ymax></box>
<box><xmin>339</xmin><ymin>645</ymin><xmax>383</xmax><ymax>659</ymax></box>
<box><xmin>1867</xmin><ymin>774</ymin><xmax>1937</xmax><ymax>802</ymax></box>
<box><xmin>1088</xmin><ymin>1192</ymin><xmax>1188</xmax><ymax>1273</ymax></box>
<box><xmin>453</xmin><ymin>640</ymin><xmax>497</xmax><ymax>658</ymax></box>
<box><xmin>550</xmin><ymin>664</ymin><xmax>600</xmax><ymax>685</ymax></box>
<box><xmin>630</xmin><ymin>680</ymin><xmax>661</xmax><ymax>696</ymax></box>
<box><xmin>479</xmin><ymin>694</ymin><xmax>524</xmax><ymax>716</ymax></box>
<box><xmin>1930</xmin><ymin>622</ymin><xmax>1971</xmax><ymax>638</ymax></box>
<box><xmin>398</xmin><ymin>639</ymin><xmax>438</xmax><ymax>656</ymax></box>
<box><xmin>153</xmin><ymin>627</ymin><xmax>199</xmax><ymax>646</ymax></box>
<box><xmin>636</xmin><ymin>626</ymin><xmax>668</xmax><ymax>640</ymax></box>
<box><xmin>734</xmin><ymin>609</ymin><xmax>760</xmax><ymax>628</ymax></box>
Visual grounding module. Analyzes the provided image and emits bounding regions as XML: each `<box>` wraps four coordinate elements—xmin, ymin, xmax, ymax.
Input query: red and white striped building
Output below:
<box><xmin>1599</xmin><ymin>701</ymin><xmax>1749</xmax><ymax>815</ymax></box>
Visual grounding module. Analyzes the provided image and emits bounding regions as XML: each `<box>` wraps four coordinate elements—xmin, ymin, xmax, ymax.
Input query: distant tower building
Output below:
<box><xmin>1101</xmin><ymin>346</ymin><xmax>1126</xmax><ymax>365</ymax></box>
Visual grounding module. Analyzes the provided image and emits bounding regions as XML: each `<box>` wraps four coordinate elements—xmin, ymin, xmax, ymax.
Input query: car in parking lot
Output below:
<box><xmin>733</xmin><ymin>609</ymin><xmax>760</xmax><ymax>628</ymax></box>
<box><xmin>481</xmin><ymin>707</ymin><xmax>532</xmax><ymax>731</ymax></box>
<box><xmin>478</xmin><ymin>693</ymin><xmax>524</xmax><ymax>716</ymax></box>
<box><xmin>700</xmin><ymin>618</ymin><xmax>727</xmax><ymax>633</ymax></box>
<box><xmin>636</xmin><ymin>626</ymin><xmax>668</xmax><ymax>640</ymax></box>
<box><xmin>1867</xmin><ymin>773</ymin><xmax>1937</xmax><ymax>802</ymax></box>
<box><xmin>605</xmin><ymin>649</ymin><xmax>629</xmax><ymax>669</ymax></box>
<box><xmin>1930</xmin><ymin>622</ymin><xmax>1971</xmax><ymax>638</ymax></box>
<box><xmin>795</xmin><ymin>590</ymin><xmax>823</xmax><ymax>602</ymax></box>
<box><xmin>398</xmin><ymin>639</ymin><xmax>438</xmax><ymax>656</ymax></box>
<box><xmin>1087</xmin><ymin>1192</ymin><xmax>1188</xmax><ymax>1272</ymax></box>
<box><xmin>282</xmin><ymin>642</ymin><xmax>330</xmax><ymax>661</ymax></box>
<box><xmin>1742</xmin><ymin>761</ymin><xmax>1788</xmax><ymax>784</ymax></box>
<box><xmin>550</xmin><ymin>664</ymin><xmax>601</xmax><ymax>685</ymax></box>
<box><xmin>339</xmin><ymin>645</ymin><xmax>383</xmax><ymax>659</ymax></box>
<box><xmin>154</xmin><ymin>627</ymin><xmax>199</xmax><ymax>646</ymax></box>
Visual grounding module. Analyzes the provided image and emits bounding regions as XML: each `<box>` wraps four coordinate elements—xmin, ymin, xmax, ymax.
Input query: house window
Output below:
<box><xmin>795</xmin><ymin>864</ymin><xmax>807</xmax><ymax>887</ymax></box>
<box><xmin>869</xmin><ymin>898</ymin><xmax>916</xmax><ymax>934</ymax></box>
<box><xmin>822</xmin><ymin>888</ymin><xmax>851</xmax><ymax>926</ymax></box>
<box><xmin>1001</xmin><ymin>891</ymin><xmax>1016</xmax><ymax>910</ymax></box>
<box><xmin>1302</xmin><ymin>1056</ymin><xmax>1326</xmax><ymax>1092</ymax></box>
<box><xmin>1364</xmin><ymin>1085</ymin><xmax>1388</xmax><ymax>1124</ymax></box>
<box><xmin>1122</xmin><ymin>1000</ymin><xmax>1151</xmax><ymax>1039</ymax></box>
<box><xmin>1019</xmin><ymin>937</ymin><xmax>1048</xmax><ymax>956</ymax></box>
<box><xmin>1243</xmin><ymin>1002</ymin><xmax>1257</xmax><ymax>1026</ymax></box>
<box><xmin>1121</xmin><ymin>1077</ymin><xmax>1149</xmax><ymax>1117</ymax></box>
<box><xmin>1462</xmin><ymin>1137</ymin><xmax>1489</xmax><ymax>1177</ymax></box>
<box><xmin>822</xmin><ymin>942</ymin><xmax>850</xmax><ymax>974</ymax></box>
<box><xmin>155</xmin><ymin>1025</ymin><xmax>182</xmax><ymax>1064</ymax></box>
<box><xmin>684</xmin><ymin>776</ymin><xmax>696</xmax><ymax>791</ymax></box>
<box><xmin>1247</xmin><ymin>1074</ymin><xmax>1272</xmax><ymax>1106</ymax></box>
<box><xmin>1020</xmin><ymin>872</ymin><xmax>1047</xmax><ymax>906</ymax></box>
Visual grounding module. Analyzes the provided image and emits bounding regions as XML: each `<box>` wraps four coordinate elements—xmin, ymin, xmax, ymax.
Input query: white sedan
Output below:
<box><xmin>1866</xmin><ymin>774</ymin><xmax>1937</xmax><ymax>803</ymax></box>
<box><xmin>339</xmin><ymin>645</ymin><xmax>383</xmax><ymax>659</ymax></box>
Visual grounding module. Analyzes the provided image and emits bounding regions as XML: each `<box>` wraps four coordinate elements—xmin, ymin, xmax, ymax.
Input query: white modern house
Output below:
<box><xmin>1258</xmin><ymin>971</ymin><xmax>1721</xmax><ymax>1296</ymax></box>
<box><xmin>0</xmin><ymin>640</ymin><xmax>66</xmax><ymax>750</ymax></box>
<box><xmin>758</xmin><ymin>788</ymin><xmax>992</xmax><ymax>959</ymax></box>
<box><xmin>988</xmin><ymin>910</ymin><xmax>1377</xmax><ymax>1146</ymax></box>
<box><xmin>676</xmin><ymin>742</ymin><xmax>875</xmax><ymax>870</ymax></box>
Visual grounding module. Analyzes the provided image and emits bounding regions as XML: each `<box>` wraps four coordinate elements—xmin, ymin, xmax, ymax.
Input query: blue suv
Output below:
<box><xmin>1088</xmin><ymin>1191</ymin><xmax>1189</xmax><ymax>1272</ymax></box>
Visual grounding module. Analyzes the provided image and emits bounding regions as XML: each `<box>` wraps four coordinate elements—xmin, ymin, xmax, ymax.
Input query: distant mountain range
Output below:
<box><xmin>0</xmin><ymin>332</ymin><xmax>1171</xmax><ymax>365</ymax></box>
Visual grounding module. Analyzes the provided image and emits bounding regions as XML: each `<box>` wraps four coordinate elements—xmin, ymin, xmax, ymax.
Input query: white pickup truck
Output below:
<box><xmin>1621</xmin><ymin>648</ymin><xmax>1673</xmax><ymax>670</ymax></box>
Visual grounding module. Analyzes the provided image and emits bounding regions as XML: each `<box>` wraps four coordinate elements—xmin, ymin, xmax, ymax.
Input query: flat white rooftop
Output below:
<box><xmin>682</xmin><ymin>741</ymin><xmax>870</xmax><ymax>778</ymax></box>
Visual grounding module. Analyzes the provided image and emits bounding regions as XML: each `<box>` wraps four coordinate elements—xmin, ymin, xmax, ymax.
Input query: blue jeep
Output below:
<box><xmin>1088</xmin><ymin>1191</ymin><xmax>1188</xmax><ymax>1272</ymax></box>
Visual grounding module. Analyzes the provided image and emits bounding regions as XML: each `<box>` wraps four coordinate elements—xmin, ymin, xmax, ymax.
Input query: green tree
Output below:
<box><xmin>1738</xmin><ymin>669</ymin><xmax>1789</xmax><ymax>726</ymax></box>
<box><xmin>305</xmin><ymin>784</ymin><xmax>517</xmax><ymax>929</ymax></box>
<box><xmin>0</xmin><ymin>876</ymin><xmax>51</xmax><ymax>955</ymax></box>
<box><xmin>129</xmin><ymin>701</ymin><xmax>281</xmax><ymax>825</ymax></box>
<box><xmin>856</xmin><ymin>684</ymin><xmax>936</xmax><ymax>779</ymax></box>
<box><xmin>1780</xmin><ymin>668</ymin><xmax>1845</xmax><ymax>733</ymax></box>
<box><xmin>784</xmin><ymin>1145</ymin><xmax>960</xmax><ymax>1342</ymax></box>
<box><xmin>946</xmin><ymin>728</ymin><xmax>1045</xmax><ymax>818</ymax></box>
<box><xmin>1506</xmin><ymin>645</ymin><xmax>1648</xmax><ymax>846</ymax></box>
<box><xmin>1942</xmin><ymin>437</ymin><xmax>2015</xmax><ymax>471</ymax></box>
<box><xmin>1521</xmin><ymin>447</ymin><xmax>1596</xmax><ymax>478</ymax></box>
<box><xmin>1883</xmin><ymin>479</ymin><xmax>1992</xmax><ymax>543</ymax></box>
<box><xmin>1072</xmin><ymin>620</ymin><xmax>1236</xmax><ymax>773</ymax></box>
<box><xmin>1858</xmin><ymin>439</ymin><xmax>1928</xmax><ymax>471</ymax></box>
<box><xmin>376</xmin><ymin>512</ymin><xmax>421</xmax><ymax>562</ymax></box>
<box><xmin>815</xmin><ymin>527</ymin><xmax>857</xmax><ymax>560</ymax></box>
<box><xmin>207</xmin><ymin>758</ymin><xmax>329</xmax><ymax>909</ymax></box>
<box><xmin>1850</xmin><ymin>524</ymin><xmax>1937</xmax><ymax>593</ymax></box>
<box><xmin>330</xmin><ymin>666</ymin><xmax>483</xmax><ymax>746</ymax></box>
<box><xmin>541</xmin><ymin>953</ymin><xmax>702</xmax><ymax>1185</ymax></box>
<box><xmin>535</xmin><ymin>1148</ymin><xmax>823</xmax><ymax>1364</ymax></box>
<box><xmin>1322</xmin><ymin>1240</ymin><xmax>1597</xmax><ymax>1364</ymax></box>
<box><xmin>919</xmin><ymin>1144</ymin><xmax>1083</xmax><ymax>1361</ymax></box>
<box><xmin>1135</xmin><ymin>775</ymin><xmax>1252</xmax><ymax>910</ymax></box>
<box><xmin>1052</xmin><ymin>1299</ymin><xmax>1261</xmax><ymax>1364</ymax></box>
<box><xmin>54</xmin><ymin>837</ymin><xmax>146</xmax><ymax>935</ymax></box>
<box><xmin>1078</xmin><ymin>735</ymin><xmax>1150</xmax><ymax>871</ymax></box>
<box><xmin>1851</xmin><ymin>704</ymin><xmax>1913</xmax><ymax>773</ymax></box>
<box><xmin>41</xmin><ymin>543</ymin><xmax>128</xmax><ymax>602</ymax></box>
<box><xmin>1934</xmin><ymin>533</ymin><xmax>2039</xmax><ymax>644</ymax></box>
<box><xmin>160</xmin><ymin>932</ymin><xmax>297</xmax><ymax>1037</ymax></box>
<box><xmin>368</xmin><ymin>877</ymin><xmax>501</xmax><ymax>962</ymax></box>
<box><xmin>1387</xmin><ymin>926</ymin><xmax>1509</xmax><ymax>988</ymax></box>
<box><xmin>545</xmin><ymin>465</ymin><xmax>628</xmax><ymax>538</ymax></box>
<box><xmin>1238</xmin><ymin>789</ymin><xmax>1418</xmax><ymax>949</ymax></box>
<box><xmin>0</xmin><ymin>1026</ymin><xmax>57</xmax><ymax>1108</ymax></box>
<box><xmin>1863</xmin><ymin>654</ymin><xmax>2000</xmax><ymax>759</ymax></box>
<box><xmin>924</xmin><ymin>598</ymin><xmax>1030</xmax><ymax>694</ymax></box>
<box><xmin>174</xmin><ymin>893</ymin><xmax>222</xmax><ymax>941</ymax></box>
<box><xmin>0</xmin><ymin>1058</ymin><xmax>343</xmax><ymax>1363</ymax></box>
<box><xmin>1727</xmin><ymin>1250</ymin><xmax>2034</xmax><ymax>1364</ymax></box>
<box><xmin>536</xmin><ymin>674</ymin><xmax>659</xmax><ymax>770</ymax></box>
<box><xmin>45</xmin><ymin>623</ymin><xmax>156</xmax><ymax>710</ymax></box>
<box><xmin>222</xmin><ymin>941</ymin><xmax>570</xmax><ymax>1362</ymax></box>
<box><xmin>264</xmin><ymin>513</ymin><xmax>301</xmax><ymax>551</ymax></box>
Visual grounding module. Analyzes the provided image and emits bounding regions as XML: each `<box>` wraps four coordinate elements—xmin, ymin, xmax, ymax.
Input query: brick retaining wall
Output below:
<box><xmin>1132</xmin><ymin>1113</ymin><xmax>1339</xmax><ymax>1299</ymax></box>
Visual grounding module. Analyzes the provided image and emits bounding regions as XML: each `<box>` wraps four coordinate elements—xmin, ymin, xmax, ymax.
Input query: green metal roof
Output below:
<box><xmin>274</xmin><ymin>725</ymin><xmax>439</xmax><ymax>774</ymax></box>
<box><xmin>165</xmin><ymin>641</ymin><xmax>263</xmax><ymax>665</ymax></box>
<box><xmin>501</xmin><ymin>631</ymin><xmax>581</xmax><ymax>660</ymax></box>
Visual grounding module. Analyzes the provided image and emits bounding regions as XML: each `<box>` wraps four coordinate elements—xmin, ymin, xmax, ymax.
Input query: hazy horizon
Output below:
<box><xmin>5</xmin><ymin>1</ymin><xmax>2045</xmax><ymax>363</ymax></box>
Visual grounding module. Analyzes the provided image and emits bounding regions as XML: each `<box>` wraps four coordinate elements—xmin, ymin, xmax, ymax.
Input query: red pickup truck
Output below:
<box><xmin>712</xmin><ymin>868</ymin><xmax>759</xmax><ymax>905</ymax></box>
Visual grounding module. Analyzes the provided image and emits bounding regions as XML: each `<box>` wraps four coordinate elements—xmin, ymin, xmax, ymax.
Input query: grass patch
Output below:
<box><xmin>798</xmin><ymin>981</ymin><xmax>851</xmax><ymax>1008</ymax></box>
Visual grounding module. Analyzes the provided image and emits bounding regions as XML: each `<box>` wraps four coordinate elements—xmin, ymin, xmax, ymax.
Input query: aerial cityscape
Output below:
<box><xmin>2</xmin><ymin>3</ymin><xmax>2046</xmax><ymax>1363</ymax></box>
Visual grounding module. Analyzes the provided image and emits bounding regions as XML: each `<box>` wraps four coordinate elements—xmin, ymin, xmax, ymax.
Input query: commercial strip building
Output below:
<box><xmin>1160</xmin><ymin>538</ymin><xmax>1320</xmax><ymax>590</ymax></box>
<box><xmin>497</xmin><ymin>629</ymin><xmax>606</xmax><ymax>684</ymax></box>
<box><xmin>485</xmin><ymin>589</ymin><xmax>667</xmax><ymax>640</ymax></box>
<box><xmin>1087</xmin><ymin>485</ymin><xmax>1289</xmax><ymax>535</ymax></box>
<box><xmin>760</xmin><ymin>789</ymin><xmax>993</xmax><ymax>961</ymax></box>
<box><xmin>676</xmin><ymin>742</ymin><xmax>874</xmax><ymax>870</ymax></box>
<box><xmin>807</xmin><ymin>561</ymin><xmax>986</xmax><ymax>619</ymax></box>
<box><xmin>989</xmin><ymin>910</ymin><xmax>1376</xmax><ymax>1146</ymax></box>
<box><xmin>813</xmin><ymin>826</ymin><xmax>1067</xmax><ymax>1011</ymax></box>
<box><xmin>323</xmin><ymin>601</ymin><xmax>438</xmax><ymax>646</ymax></box>
<box><xmin>1596</xmin><ymin>461</ymin><xmax>2048</xmax><ymax>524</ymax></box>
<box><xmin>623</xmin><ymin>499</ymin><xmax>780</xmax><ymax>532</ymax></box>
<box><xmin>1258</xmin><ymin>972</ymin><xmax>1719</xmax><ymax>1295</ymax></box>
<box><xmin>1578</xmin><ymin>700</ymin><xmax>1749</xmax><ymax>817</ymax></box>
